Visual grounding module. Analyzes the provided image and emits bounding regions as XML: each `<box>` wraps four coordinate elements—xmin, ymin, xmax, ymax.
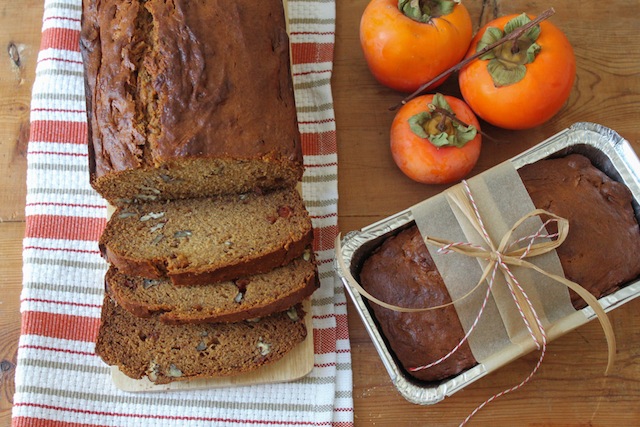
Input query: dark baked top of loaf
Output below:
<box><xmin>359</xmin><ymin>226</ymin><xmax>477</xmax><ymax>382</ymax></box>
<box><xmin>359</xmin><ymin>154</ymin><xmax>640</xmax><ymax>382</ymax></box>
<box><xmin>100</xmin><ymin>188</ymin><xmax>314</xmax><ymax>285</ymax></box>
<box><xmin>95</xmin><ymin>296</ymin><xmax>307</xmax><ymax>384</ymax></box>
<box><xmin>81</xmin><ymin>0</ymin><xmax>301</xmax><ymax>179</ymax></box>
<box><xmin>106</xmin><ymin>252</ymin><xmax>319</xmax><ymax>324</ymax></box>
<box><xmin>519</xmin><ymin>154</ymin><xmax>640</xmax><ymax>307</ymax></box>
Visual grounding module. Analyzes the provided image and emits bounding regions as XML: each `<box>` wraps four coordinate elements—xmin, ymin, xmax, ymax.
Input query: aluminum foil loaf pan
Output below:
<box><xmin>335</xmin><ymin>122</ymin><xmax>640</xmax><ymax>405</ymax></box>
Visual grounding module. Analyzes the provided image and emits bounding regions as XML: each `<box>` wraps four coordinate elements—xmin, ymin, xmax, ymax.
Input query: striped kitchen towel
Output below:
<box><xmin>12</xmin><ymin>0</ymin><xmax>353</xmax><ymax>426</ymax></box>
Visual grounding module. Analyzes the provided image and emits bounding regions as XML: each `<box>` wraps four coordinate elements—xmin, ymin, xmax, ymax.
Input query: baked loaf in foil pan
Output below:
<box><xmin>335</xmin><ymin>122</ymin><xmax>640</xmax><ymax>404</ymax></box>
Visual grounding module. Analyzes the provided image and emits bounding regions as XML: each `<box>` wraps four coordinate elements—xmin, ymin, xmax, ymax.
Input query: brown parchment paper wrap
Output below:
<box><xmin>411</xmin><ymin>161</ymin><xmax>575</xmax><ymax>362</ymax></box>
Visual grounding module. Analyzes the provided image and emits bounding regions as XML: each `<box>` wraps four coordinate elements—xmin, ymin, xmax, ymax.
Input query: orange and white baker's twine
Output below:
<box><xmin>335</xmin><ymin>178</ymin><xmax>617</xmax><ymax>426</ymax></box>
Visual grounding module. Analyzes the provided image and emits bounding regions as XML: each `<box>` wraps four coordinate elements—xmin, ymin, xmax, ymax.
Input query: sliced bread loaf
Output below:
<box><xmin>105</xmin><ymin>251</ymin><xmax>319</xmax><ymax>324</ymax></box>
<box><xmin>95</xmin><ymin>296</ymin><xmax>308</xmax><ymax>384</ymax></box>
<box><xmin>99</xmin><ymin>188</ymin><xmax>313</xmax><ymax>285</ymax></box>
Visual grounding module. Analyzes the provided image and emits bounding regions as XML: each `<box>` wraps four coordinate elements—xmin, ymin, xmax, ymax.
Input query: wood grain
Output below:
<box><xmin>0</xmin><ymin>222</ymin><xmax>25</xmax><ymax>427</ymax></box>
<box><xmin>0</xmin><ymin>3</ymin><xmax>42</xmax><ymax>223</ymax></box>
<box><xmin>2</xmin><ymin>0</ymin><xmax>640</xmax><ymax>426</ymax></box>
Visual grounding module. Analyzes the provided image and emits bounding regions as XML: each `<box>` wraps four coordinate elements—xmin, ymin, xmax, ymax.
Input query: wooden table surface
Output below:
<box><xmin>1</xmin><ymin>1</ymin><xmax>639</xmax><ymax>426</ymax></box>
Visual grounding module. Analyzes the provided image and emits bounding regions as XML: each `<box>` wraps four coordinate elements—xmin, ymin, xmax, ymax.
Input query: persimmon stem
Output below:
<box><xmin>429</xmin><ymin>105</ymin><xmax>499</xmax><ymax>142</ymax></box>
<box><xmin>390</xmin><ymin>7</ymin><xmax>556</xmax><ymax>111</ymax></box>
<box><xmin>511</xmin><ymin>40</ymin><xmax>520</xmax><ymax>54</ymax></box>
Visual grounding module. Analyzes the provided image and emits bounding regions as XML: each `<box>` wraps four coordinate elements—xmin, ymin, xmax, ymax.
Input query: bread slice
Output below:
<box><xmin>99</xmin><ymin>188</ymin><xmax>314</xmax><ymax>285</ymax></box>
<box><xmin>95</xmin><ymin>297</ymin><xmax>307</xmax><ymax>384</ymax></box>
<box><xmin>105</xmin><ymin>252</ymin><xmax>319</xmax><ymax>324</ymax></box>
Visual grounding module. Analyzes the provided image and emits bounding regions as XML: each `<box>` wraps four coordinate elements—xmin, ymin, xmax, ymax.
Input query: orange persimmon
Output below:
<box><xmin>360</xmin><ymin>0</ymin><xmax>473</xmax><ymax>93</ymax></box>
<box><xmin>459</xmin><ymin>13</ymin><xmax>576</xmax><ymax>130</ymax></box>
<box><xmin>390</xmin><ymin>94</ymin><xmax>482</xmax><ymax>184</ymax></box>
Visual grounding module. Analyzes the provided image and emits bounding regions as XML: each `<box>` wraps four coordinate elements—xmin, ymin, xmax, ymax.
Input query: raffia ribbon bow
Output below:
<box><xmin>424</xmin><ymin>181</ymin><xmax>616</xmax><ymax>374</ymax></box>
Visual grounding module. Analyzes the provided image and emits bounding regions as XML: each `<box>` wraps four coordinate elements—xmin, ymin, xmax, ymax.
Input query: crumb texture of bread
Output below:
<box><xmin>95</xmin><ymin>297</ymin><xmax>308</xmax><ymax>384</ymax></box>
<box><xmin>80</xmin><ymin>0</ymin><xmax>302</xmax><ymax>205</ymax></box>
<box><xmin>360</xmin><ymin>154</ymin><xmax>640</xmax><ymax>382</ymax></box>
<box><xmin>106</xmin><ymin>253</ymin><xmax>319</xmax><ymax>324</ymax></box>
<box><xmin>100</xmin><ymin>188</ymin><xmax>314</xmax><ymax>285</ymax></box>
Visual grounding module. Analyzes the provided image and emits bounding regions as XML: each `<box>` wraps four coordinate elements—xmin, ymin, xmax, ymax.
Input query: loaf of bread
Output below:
<box><xmin>80</xmin><ymin>0</ymin><xmax>303</xmax><ymax>205</ymax></box>
<box><xmin>359</xmin><ymin>154</ymin><xmax>640</xmax><ymax>382</ymax></box>
<box><xmin>96</xmin><ymin>297</ymin><xmax>308</xmax><ymax>384</ymax></box>
<box><xmin>106</xmin><ymin>253</ymin><xmax>319</xmax><ymax>324</ymax></box>
<box><xmin>84</xmin><ymin>0</ymin><xmax>318</xmax><ymax>385</ymax></box>
<box><xmin>100</xmin><ymin>188</ymin><xmax>314</xmax><ymax>285</ymax></box>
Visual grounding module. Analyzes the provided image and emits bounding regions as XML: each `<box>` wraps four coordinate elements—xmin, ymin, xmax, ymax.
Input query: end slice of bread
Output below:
<box><xmin>95</xmin><ymin>297</ymin><xmax>308</xmax><ymax>384</ymax></box>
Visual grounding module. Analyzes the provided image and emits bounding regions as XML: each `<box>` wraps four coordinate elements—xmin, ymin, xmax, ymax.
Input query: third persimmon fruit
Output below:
<box><xmin>390</xmin><ymin>93</ymin><xmax>482</xmax><ymax>184</ymax></box>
